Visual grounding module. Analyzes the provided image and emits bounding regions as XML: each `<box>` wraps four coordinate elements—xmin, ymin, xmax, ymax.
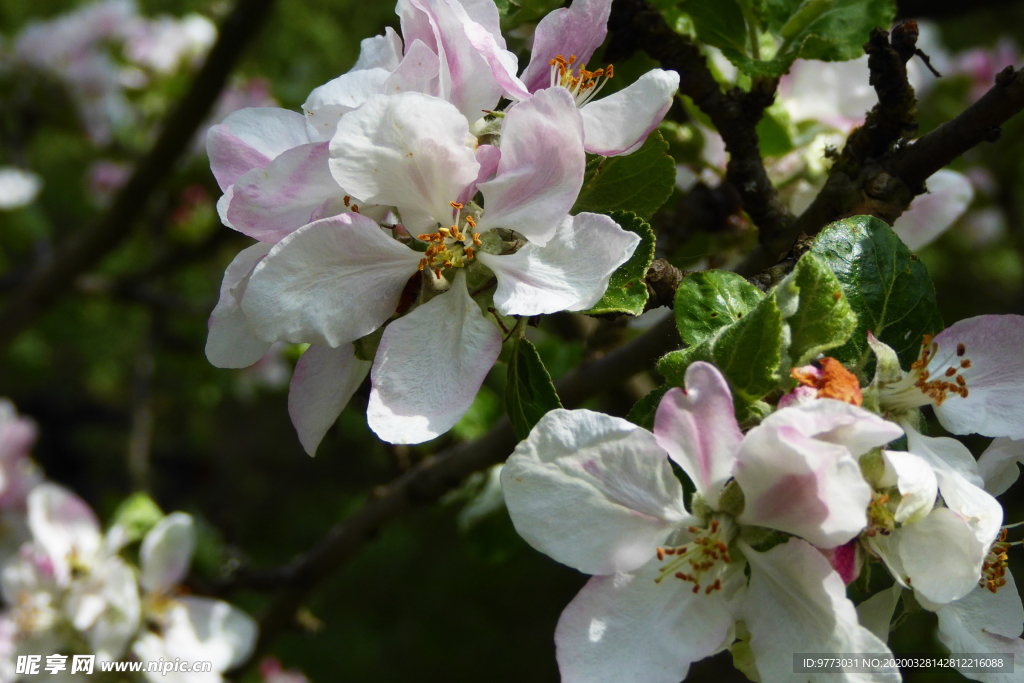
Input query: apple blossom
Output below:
<box><xmin>0</xmin><ymin>168</ymin><xmax>42</xmax><ymax>211</ymax></box>
<box><xmin>133</xmin><ymin>513</ymin><xmax>257</xmax><ymax>683</ymax></box>
<box><xmin>872</xmin><ymin>315</ymin><xmax>1024</xmax><ymax>439</ymax></box>
<box><xmin>501</xmin><ymin>362</ymin><xmax>901</xmax><ymax>682</ymax></box>
<box><xmin>237</xmin><ymin>88</ymin><xmax>638</xmax><ymax>444</ymax></box>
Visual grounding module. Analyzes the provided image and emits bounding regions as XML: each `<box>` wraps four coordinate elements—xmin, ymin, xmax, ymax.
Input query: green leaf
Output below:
<box><xmin>774</xmin><ymin>252</ymin><xmax>858</xmax><ymax>368</ymax></box>
<box><xmin>505</xmin><ymin>337</ymin><xmax>563</xmax><ymax>440</ymax></box>
<box><xmin>674</xmin><ymin>270</ymin><xmax>764</xmax><ymax>347</ymax></box>
<box><xmin>584</xmin><ymin>212</ymin><xmax>656</xmax><ymax>316</ymax></box>
<box><xmin>111</xmin><ymin>492</ymin><xmax>164</xmax><ymax>543</ymax></box>
<box><xmin>756</xmin><ymin>105</ymin><xmax>794</xmax><ymax>158</ymax></box>
<box><xmin>680</xmin><ymin>0</ymin><xmax>750</xmax><ymax>56</ymax></box>
<box><xmin>660</xmin><ymin>294</ymin><xmax>784</xmax><ymax>404</ymax></box>
<box><xmin>810</xmin><ymin>215</ymin><xmax>943</xmax><ymax>370</ymax></box>
<box><xmin>572</xmin><ymin>130</ymin><xmax>676</xmax><ymax>220</ymax></box>
<box><xmin>626</xmin><ymin>384</ymin><xmax>671</xmax><ymax>430</ymax></box>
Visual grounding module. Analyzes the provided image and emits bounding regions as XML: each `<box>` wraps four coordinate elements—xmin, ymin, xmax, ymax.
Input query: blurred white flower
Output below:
<box><xmin>0</xmin><ymin>168</ymin><xmax>42</xmax><ymax>210</ymax></box>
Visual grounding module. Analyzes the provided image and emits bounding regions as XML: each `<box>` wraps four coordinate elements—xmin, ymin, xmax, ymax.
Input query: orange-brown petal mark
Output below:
<box><xmin>791</xmin><ymin>357</ymin><xmax>864</xmax><ymax>407</ymax></box>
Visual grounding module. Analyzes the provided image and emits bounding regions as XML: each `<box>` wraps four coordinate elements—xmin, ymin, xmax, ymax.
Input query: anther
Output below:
<box><xmin>957</xmin><ymin>343</ymin><xmax>966</xmax><ymax>356</ymax></box>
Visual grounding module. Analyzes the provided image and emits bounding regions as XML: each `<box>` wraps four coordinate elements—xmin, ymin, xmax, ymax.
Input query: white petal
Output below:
<box><xmin>328</xmin><ymin>92</ymin><xmax>479</xmax><ymax>232</ymax></box>
<box><xmin>882</xmin><ymin>449</ymin><xmax>938</xmax><ymax>523</ymax></box>
<box><xmin>501</xmin><ymin>409</ymin><xmax>688</xmax><ymax>575</ymax></box>
<box><xmin>735</xmin><ymin>411</ymin><xmax>876</xmax><ymax>548</ymax></box>
<box><xmin>479</xmin><ymin>213</ymin><xmax>639</xmax><ymax>316</ymax></box>
<box><xmin>898</xmin><ymin>507</ymin><xmax>988</xmax><ymax>604</ymax></box>
<box><xmin>762</xmin><ymin>399</ymin><xmax>904</xmax><ymax>457</ymax></box>
<box><xmin>894</xmin><ymin>169</ymin><xmax>974</xmax><ymax>251</ymax></box>
<box><xmin>931</xmin><ymin>315</ymin><xmax>1024</xmax><ymax>439</ymax></box>
<box><xmin>226</xmin><ymin>142</ymin><xmax>342</xmax><ymax>243</ymax></box>
<box><xmin>288</xmin><ymin>344</ymin><xmax>371</xmax><ymax>456</ymax></box>
<box><xmin>555</xmin><ymin>561</ymin><xmax>734</xmax><ymax>683</ymax></box>
<box><xmin>979</xmin><ymin>437</ymin><xmax>1024</xmax><ymax>496</ymax></box>
<box><xmin>580</xmin><ymin>70</ymin><xmax>680</xmax><ymax>156</ymax></box>
<box><xmin>367</xmin><ymin>273</ymin><xmax>501</xmax><ymax>444</ymax></box>
<box><xmin>27</xmin><ymin>483</ymin><xmax>102</xmax><ymax>585</ymax></box>
<box><xmin>477</xmin><ymin>88</ymin><xmax>585</xmax><ymax>246</ymax></box>
<box><xmin>350</xmin><ymin>27</ymin><xmax>403</xmax><ymax>72</ymax></box>
<box><xmin>163</xmin><ymin>596</ymin><xmax>257</xmax><ymax>672</ymax></box>
<box><xmin>519</xmin><ymin>0</ymin><xmax>612</xmax><ymax>93</ymax></box>
<box><xmin>302</xmin><ymin>68</ymin><xmax>392</xmax><ymax>141</ymax></box>
<box><xmin>140</xmin><ymin>513</ymin><xmax>195</xmax><ymax>595</ymax></box>
<box><xmin>205</xmin><ymin>242</ymin><xmax>272</xmax><ymax>369</ymax></box>
<box><xmin>743</xmin><ymin>538</ymin><xmax>900</xmax><ymax>683</ymax></box>
<box><xmin>934</xmin><ymin>468</ymin><xmax>1004</xmax><ymax>548</ymax></box>
<box><xmin>382</xmin><ymin>39</ymin><xmax>441</xmax><ymax>98</ymax></box>
<box><xmin>206</xmin><ymin>108</ymin><xmax>310</xmax><ymax>190</ymax></box>
<box><xmin>937</xmin><ymin>571</ymin><xmax>1024</xmax><ymax>683</ymax></box>
<box><xmin>905</xmin><ymin>423</ymin><xmax>984</xmax><ymax>487</ymax></box>
<box><xmin>856</xmin><ymin>584</ymin><xmax>902</xmax><ymax>642</ymax></box>
<box><xmin>241</xmin><ymin>214</ymin><xmax>421</xmax><ymax>347</ymax></box>
<box><xmin>0</xmin><ymin>167</ymin><xmax>42</xmax><ymax>210</ymax></box>
<box><xmin>88</xmin><ymin>558</ymin><xmax>141</xmax><ymax>661</ymax></box>
<box><xmin>652</xmin><ymin>362</ymin><xmax>742</xmax><ymax>508</ymax></box>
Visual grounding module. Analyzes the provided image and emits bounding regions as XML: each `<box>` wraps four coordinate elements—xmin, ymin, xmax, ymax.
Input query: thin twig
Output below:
<box><xmin>0</xmin><ymin>0</ymin><xmax>276</xmax><ymax>349</ymax></box>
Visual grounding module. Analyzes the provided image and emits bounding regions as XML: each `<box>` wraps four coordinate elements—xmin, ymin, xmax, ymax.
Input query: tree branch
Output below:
<box><xmin>607</xmin><ymin>0</ymin><xmax>794</xmax><ymax>244</ymax></box>
<box><xmin>0</xmin><ymin>0</ymin><xmax>275</xmax><ymax>349</ymax></box>
<box><xmin>233</xmin><ymin>314</ymin><xmax>681</xmax><ymax>659</ymax></box>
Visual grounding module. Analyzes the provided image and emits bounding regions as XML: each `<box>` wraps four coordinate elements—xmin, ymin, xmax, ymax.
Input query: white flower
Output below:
<box><xmin>500</xmin><ymin>362</ymin><xmax>901</xmax><ymax>682</ymax></box>
<box><xmin>0</xmin><ymin>168</ymin><xmax>42</xmax><ymax>210</ymax></box>
<box><xmin>133</xmin><ymin>513</ymin><xmax>257</xmax><ymax>683</ymax></box>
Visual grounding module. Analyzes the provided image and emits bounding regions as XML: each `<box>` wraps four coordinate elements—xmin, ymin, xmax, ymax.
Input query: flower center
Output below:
<box><xmin>982</xmin><ymin>528</ymin><xmax>1011</xmax><ymax>593</ymax></box>
<box><xmin>884</xmin><ymin>334</ymin><xmax>971</xmax><ymax>411</ymax></box>
<box><xmin>864</xmin><ymin>492</ymin><xmax>895</xmax><ymax>537</ymax></box>
<box><xmin>416</xmin><ymin>201</ymin><xmax>482</xmax><ymax>278</ymax></box>
<box><xmin>549</xmin><ymin>54</ymin><xmax>614</xmax><ymax>107</ymax></box>
<box><xmin>654</xmin><ymin>516</ymin><xmax>735</xmax><ymax>595</ymax></box>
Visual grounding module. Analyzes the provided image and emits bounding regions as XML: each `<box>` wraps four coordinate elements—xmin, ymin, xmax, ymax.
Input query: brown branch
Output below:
<box><xmin>232</xmin><ymin>314</ymin><xmax>681</xmax><ymax>660</ymax></box>
<box><xmin>739</xmin><ymin>28</ymin><xmax>1024</xmax><ymax>274</ymax></box>
<box><xmin>0</xmin><ymin>0</ymin><xmax>275</xmax><ymax>349</ymax></box>
<box><xmin>607</xmin><ymin>0</ymin><xmax>793</xmax><ymax>244</ymax></box>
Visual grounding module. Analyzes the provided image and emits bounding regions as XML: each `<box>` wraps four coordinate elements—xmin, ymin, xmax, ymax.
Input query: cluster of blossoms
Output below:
<box><xmin>500</xmin><ymin>313</ymin><xmax>1024</xmax><ymax>682</ymax></box>
<box><xmin>0</xmin><ymin>401</ymin><xmax>260</xmax><ymax>682</ymax></box>
<box><xmin>205</xmin><ymin>0</ymin><xmax>679</xmax><ymax>452</ymax></box>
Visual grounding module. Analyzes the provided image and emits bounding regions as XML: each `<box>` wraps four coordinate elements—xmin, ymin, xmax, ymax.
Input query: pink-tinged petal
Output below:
<box><xmin>978</xmin><ymin>437</ymin><xmax>1024</xmax><ymax>496</ymax></box>
<box><xmin>206</xmin><ymin>242</ymin><xmax>272</xmax><ymax>369</ymax></box>
<box><xmin>520</xmin><ymin>0</ymin><xmax>613</xmax><ymax>94</ymax></box>
<box><xmin>382</xmin><ymin>39</ymin><xmax>441</xmax><ymax>98</ymax></box>
<box><xmin>742</xmin><ymin>538</ymin><xmax>900</xmax><ymax>683</ymax></box>
<box><xmin>930</xmin><ymin>314</ymin><xmax>1024</xmax><ymax>439</ymax></box>
<box><xmin>580</xmin><ymin>69</ymin><xmax>679</xmax><ymax>156</ymax></box>
<box><xmin>302</xmin><ymin>68</ymin><xmax>391</xmax><ymax>141</ymax></box>
<box><xmin>761</xmin><ymin>399</ymin><xmax>904</xmax><ymax>457</ymax></box>
<box><xmin>140</xmin><ymin>513</ymin><xmax>195</xmax><ymax>595</ymax></box>
<box><xmin>652</xmin><ymin>362</ymin><xmax>741</xmax><ymax>508</ymax></box>
<box><xmin>227</xmin><ymin>142</ymin><xmax>343</xmax><ymax>243</ymax></box>
<box><xmin>735</xmin><ymin>422</ymin><xmax>872</xmax><ymax>548</ymax></box>
<box><xmin>328</xmin><ymin>92</ymin><xmax>479</xmax><ymax>233</ymax></box>
<box><xmin>206</xmin><ymin>108</ymin><xmax>310</xmax><ymax>190</ymax></box>
<box><xmin>288</xmin><ymin>344</ymin><xmax>371</xmax><ymax>457</ymax></box>
<box><xmin>479</xmin><ymin>213</ymin><xmax>640</xmax><ymax>316</ymax></box>
<box><xmin>27</xmin><ymin>484</ymin><xmax>102</xmax><ymax>586</ymax></box>
<box><xmin>367</xmin><ymin>273</ymin><xmax>501</xmax><ymax>444</ymax></box>
<box><xmin>457</xmin><ymin>143</ymin><xmax>500</xmax><ymax>206</ymax></box>
<box><xmin>898</xmin><ymin>507</ymin><xmax>988</xmax><ymax>604</ymax></box>
<box><xmin>398</xmin><ymin>0</ymin><xmax>508</xmax><ymax>121</ymax></box>
<box><xmin>459</xmin><ymin>10</ymin><xmax>529</xmax><ymax>100</ymax></box>
<box><xmin>894</xmin><ymin>169</ymin><xmax>974</xmax><ymax>251</ymax></box>
<box><xmin>554</xmin><ymin>561</ymin><xmax>733</xmax><ymax>683</ymax></box>
<box><xmin>819</xmin><ymin>540</ymin><xmax>860</xmax><ymax>585</ymax></box>
<box><xmin>350</xmin><ymin>27</ymin><xmax>403</xmax><ymax>72</ymax></box>
<box><xmin>477</xmin><ymin>88</ymin><xmax>585</xmax><ymax>245</ymax></box>
<box><xmin>0</xmin><ymin>400</ymin><xmax>37</xmax><ymax>465</ymax></box>
<box><xmin>937</xmin><ymin>571</ymin><xmax>1024</xmax><ymax>683</ymax></box>
<box><xmin>501</xmin><ymin>409</ymin><xmax>688</xmax><ymax>575</ymax></box>
<box><xmin>242</xmin><ymin>214</ymin><xmax>421</xmax><ymax>348</ymax></box>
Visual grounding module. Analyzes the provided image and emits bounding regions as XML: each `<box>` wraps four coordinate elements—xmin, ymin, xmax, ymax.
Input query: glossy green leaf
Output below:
<box><xmin>659</xmin><ymin>294</ymin><xmax>784</xmax><ymax>404</ymax></box>
<box><xmin>584</xmin><ymin>212</ymin><xmax>656</xmax><ymax>316</ymax></box>
<box><xmin>572</xmin><ymin>131</ymin><xmax>676</xmax><ymax>220</ymax></box>
<box><xmin>810</xmin><ymin>215</ymin><xmax>944</xmax><ymax>370</ymax></box>
<box><xmin>673</xmin><ymin>270</ymin><xmax>765</xmax><ymax>347</ymax></box>
<box><xmin>774</xmin><ymin>252</ymin><xmax>858</xmax><ymax>367</ymax></box>
<box><xmin>505</xmin><ymin>337</ymin><xmax>563</xmax><ymax>440</ymax></box>
<box><xmin>680</xmin><ymin>0</ymin><xmax>750</xmax><ymax>56</ymax></box>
